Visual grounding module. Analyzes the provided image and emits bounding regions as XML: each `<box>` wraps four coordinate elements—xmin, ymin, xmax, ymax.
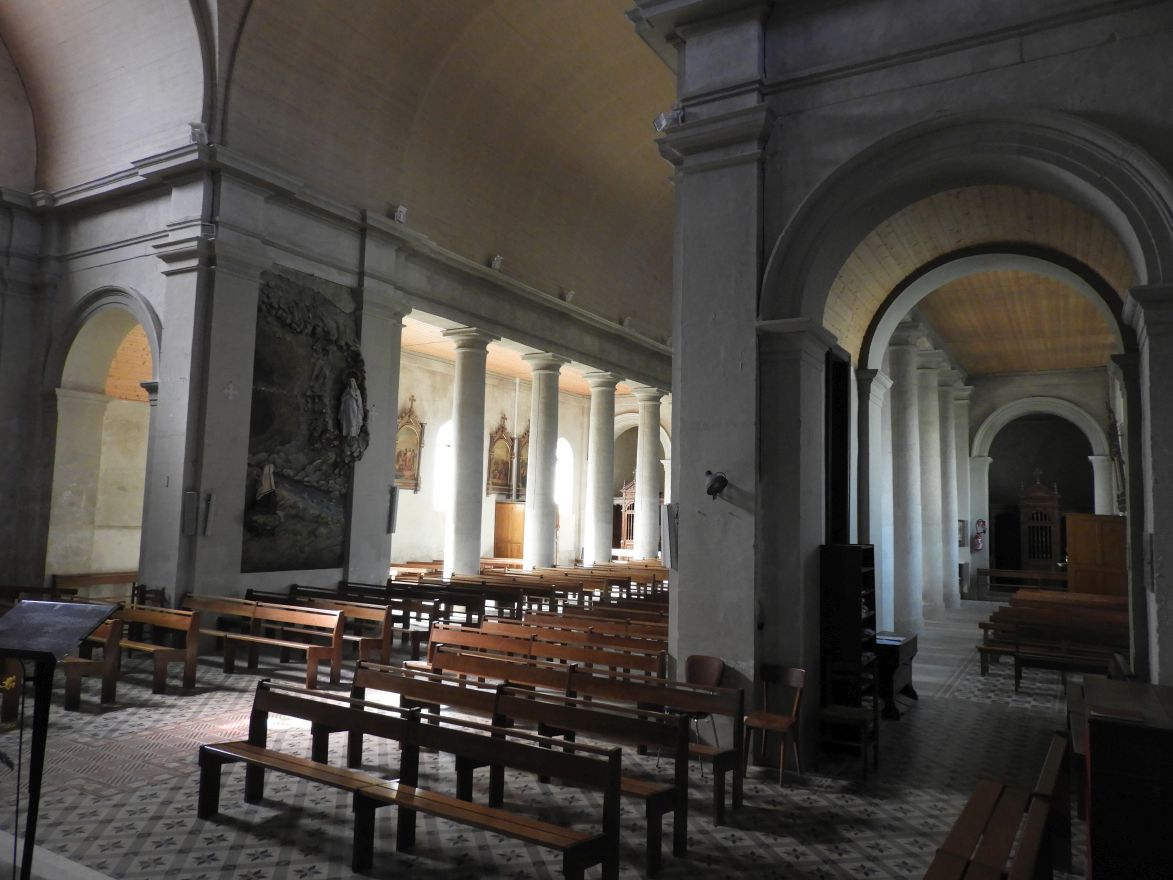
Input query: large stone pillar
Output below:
<box><xmin>759</xmin><ymin>319</ymin><xmax>833</xmax><ymax>758</ymax></box>
<box><xmin>1089</xmin><ymin>455</ymin><xmax>1116</xmax><ymax>515</ymax></box>
<box><xmin>953</xmin><ymin>386</ymin><xmax>973</xmax><ymax>594</ymax></box>
<box><xmin>346</xmin><ymin>288</ymin><xmax>409</xmax><ymax>582</ymax></box>
<box><xmin>443</xmin><ymin>328</ymin><xmax>497</xmax><ymax>576</ymax></box>
<box><xmin>888</xmin><ymin>333</ymin><xmax>924</xmax><ymax>634</ymax></box>
<box><xmin>939</xmin><ymin>371</ymin><xmax>961</xmax><ymax>609</ymax></box>
<box><xmin>582</xmin><ymin>372</ymin><xmax>618</xmax><ymax>566</ymax></box>
<box><xmin>140</xmin><ymin>179</ymin><xmax>214</xmax><ymax>595</ymax></box>
<box><xmin>1125</xmin><ymin>286</ymin><xmax>1173</xmax><ymax>682</ymax></box>
<box><xmin>917</xmin><ymin>351</ymin><xmax>946</xmax><ymax>615</ymax></box>
<box><xmin>633</xmin><ymin>386</ymin><xmax>664</xmax><ymax>559</ymax></box>
<box><xmin>858</xmin><ymin>368</ymin><xmax>893</xmax><ymax>629</ymax></box>
<box><xmin>522</xmin><ymin>353</ymin><xmax>567</xmax><ymax>569</ymax></box>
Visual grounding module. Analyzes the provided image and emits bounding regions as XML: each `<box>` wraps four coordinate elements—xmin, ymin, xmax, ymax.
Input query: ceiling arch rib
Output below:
<box><xmin>225</xmin><ymin>0</ymin><xmax>675</xmax><ymax>339</ymax></box>
<box><xmin>829</xmin><ymin>185</ymin><xmax>1136</xmax><ymax>363</ymax></box>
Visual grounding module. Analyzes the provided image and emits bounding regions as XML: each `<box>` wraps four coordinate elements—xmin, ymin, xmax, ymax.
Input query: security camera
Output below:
<box><xmin>705</xmin><ymin>470</ymin><xmax>728</xmax><ymax>499</ymax></box>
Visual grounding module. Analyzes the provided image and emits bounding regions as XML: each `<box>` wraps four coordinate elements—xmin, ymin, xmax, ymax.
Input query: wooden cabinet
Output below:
<box><xmin>820</xmin><ymin>544</ymin><xmax>877</xmax><ymax>704</ymax></box>
<box><xmin>493</xmin><ymin>501</ymin><xmax>524</xmax><ymax>559</ymax></box>
<box><xmin>1065</xmin><ymin>514</ymin><xmax>1127</xmax><ymax>596</ymax></box>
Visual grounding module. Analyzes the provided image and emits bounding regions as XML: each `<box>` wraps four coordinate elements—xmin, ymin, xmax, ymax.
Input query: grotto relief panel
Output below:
<box><xmin>241</xmin><ymin>268</ymin><xmax>368</xmax><ymax>573</ymax></box>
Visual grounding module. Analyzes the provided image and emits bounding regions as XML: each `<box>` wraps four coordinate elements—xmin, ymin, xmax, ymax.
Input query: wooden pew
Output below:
<box><xmin>64</xmin><ymin>616</ymin><xmax>122</xmax><ymax>709</ymax></box>
<box><xmin>52</xmin><ymin>571</ymin><xmax>138</xmax><ymax>603</ymax></box>
<box><xmin>114</xmin><ymin>605</ymin><xmax>200</xmax><ymax>693</ymax></box>
<box><xmin>523</xmin><ymin>610</ymin><xmax>667</xmax><ymax>640</ymax></box>
<box><xmin>184</xmin><ymin>596</ymin><xmax>342</xmax><ymax>688</ymax></box>
<box><xmin>426</xmin><ymin>622</ymin><xmax>667</xmax><ymax>678</ymax></box>
<box><xmin>342</xmin><ymin>662</ymin><xmax>690</xmax><ymax>875</ymax></box>
<box><xmin>924</xmin><ymin>733</ymin><xmax>1069</xmax><ymax>879</ymax></box>
<box><xmin>977</xmin><ymin>604</ymin><xmax>1128</xmax><ymax>689</ymax></box>
<box><xmin>304</xmin><ymin>596</ymin><xmax>428</xmax><ymax>662</ymax></box>
<box><xmin>198</xmin><ymin>679</ymin><xmax>622</xmax><ymax>879</ymax></box>
<box><xmin>421</xmin><ymin>646</ymin><xmax>745</xmax><ymax>824</ymax></box>
<box><xmin>481</xmin><ymin>617</ymin><xmax>668</xmax><ymax>654</ymax></box>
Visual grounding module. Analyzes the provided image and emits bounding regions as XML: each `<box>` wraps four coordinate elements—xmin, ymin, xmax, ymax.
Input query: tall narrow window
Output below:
<box><xmin>555</xmin><ymin>438</ymin><xmax>574</xmax><ymax>512</ymax></box>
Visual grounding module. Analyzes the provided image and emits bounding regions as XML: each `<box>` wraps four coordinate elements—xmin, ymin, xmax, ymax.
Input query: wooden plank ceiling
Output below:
<box><xmin>915</xmin><ymin>271</ymin><xmax>1117</xmax><ymax>375</ymax></box>
<box><xmin>825</xmin><ymin>185</ymin><xmax>1136</xmax><ymax>373</ymax></box>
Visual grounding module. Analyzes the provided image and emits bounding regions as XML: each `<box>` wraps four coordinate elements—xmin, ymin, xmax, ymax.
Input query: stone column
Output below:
<box><xmin>633</xmin><ymin>386</ymin><xmax>664</xmax><ymax>559</ymax></box>
<box><xmin>954</xmin><ymin>386</ymin><xmax>974</xmax><ymax>595</ymax></box>
<box><xmin>1089</xmin><ymin>455</ymin><xmax>1116</xmax><ymax>515</ymax></box>
<box><xmin>888</xmin><ymin>332</ymin><xmax>924</xmax><ymax>634</ymax></box>
<box><xmin>442</xmin><ymin>328</ymin><xmax>497</xmax><ymax>576</ymax></box>
<box><xmin>346</xmin><ymin>289</ymin><xmax>410</xmax><ymax>582</ymax></box>
<box><xmin>969</xmin><ymin>456</ymin><xmax>993</xmax><ymax>578</ymax></box>
<box><xmin>858</xmin><ymin>368</ymin><xmax>893</xmax><ymax>629</ymax></box>
<box><xmin>140</xmin><ymin>180</ymin><xmax>214</xmax><ymax>595</ymax></box>
<box><xmin>938</xmin><ymin>371</ymin><xmax>961</xmax><ymax>609</ymax></box>
<box><xmin>522</xmin><ymin>353</ymin><xmax>567</xmax><ymax>569</ymax></box>
<box><xmin>582</xmin><ymin>372</ymin><xmax>618</xmax><ymax>566</ymax></box>
<box><xmin>917</xmin><ymin>351</ymin><xmax>946</xmax><ymax>616</ymax></box>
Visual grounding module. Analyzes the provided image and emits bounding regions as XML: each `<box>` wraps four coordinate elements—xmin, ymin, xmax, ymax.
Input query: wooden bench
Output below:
<box><xmin>65</xmin><ymin>616</ymin><xmax>122</xmax><ymax>710</ymax></box>
<box><xmin>52</xmin><ymin>571</ymin><xmax>138</xmax><ymax>604</ymax></box>
<box><xmin>305</xmin><ymin>596</ymin><xmax>429</xmax><ymax>663</ymax></box>
<box><xmin>114</xmin><ymin>605</ymin><xmax>200</xmax><ymax>693</ymax></box>
<box><xmin>426</xmin><ymin>622</ymin><xmax>668</xmax><ymax>678</ymax></box>
<box><xmin>482</xmin><ymin>617</ymin><xmax>668</xmax><ymax>654</ymax></box>
<box><xmin>523</xmin><ymin>610</ymin><xmax>668</xmax><ymax>640</ymax></box>
<box><xmin>977</xmin><ymin>606</ymin><xmax>1128</xmax><ymax>690</ymax></box>
<box><xmin>924</xmin><ymin>733</ymin><xmax>1069</xmax><ymax>879</ymax></box>
<box><xmin>340</xmin><ymin>661</ymin><xmax>690</xmax><ymax>875</ymax></box>
<box><xmin>198</xmin><ymin>679</ymin><xmax>621</xmax><ymax>879</ymax></box>
<box><xmin>184</xmin><ymin>596</ymin><xmax>342</xmax><ymax>689</ymax></box>
<box><xmin>421</xmin><ymin>646</ymin><xmax>745</xmax><ymax>824</ymax></box>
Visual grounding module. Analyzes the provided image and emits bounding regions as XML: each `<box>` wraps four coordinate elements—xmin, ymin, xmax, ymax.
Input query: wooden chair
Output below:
<box><xmin>684</xmin><ymin>654</ymin><xmax>725</xmax><ymax>777</ymax></box>
<box><xmin>743</xmin><ymin>664</ymin><xmax>804</xmax><ymax>784</ymax></box>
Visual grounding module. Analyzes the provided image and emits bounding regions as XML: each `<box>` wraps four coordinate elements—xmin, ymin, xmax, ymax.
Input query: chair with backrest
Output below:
<box><xmin>684</xmin><ymin>654</ymin><xmax>725</xmax><ymax>776</ymax></box>
<box><xmin>743</xmin><ymin>664</ymin><xmax>805</xmax><ymax>784</ymax></box>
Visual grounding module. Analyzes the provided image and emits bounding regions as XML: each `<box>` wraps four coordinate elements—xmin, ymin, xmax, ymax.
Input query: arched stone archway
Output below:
<box><xmin>761</xmin><ymin>110</ymin><xmax>1173</xmax><ymax>325</ymax></box>
<box><xmin>43</xmin><ymin>292</ymin><xmax>158</xmax><ymax>584</ymax></box>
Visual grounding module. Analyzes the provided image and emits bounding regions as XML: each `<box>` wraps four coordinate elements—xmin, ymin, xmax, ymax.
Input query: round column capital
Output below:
<box><xmin>632</xmin><ymin>384</ymin><xmax>666</xmax><ymax>404</ymax></box>
<box><xmin>522</xmin><ymin>352</ymin><xmax>570</xmax><ymax>373</ymax></box>
<box><xmin>442</xmin><ymin>327</ymin><xmax>498</xmax><ymax>351</ymax></box>
<box><xmin>584</xmin><ymin>371</ymin><xmax>620</xmax><ymax>391</ymax></box>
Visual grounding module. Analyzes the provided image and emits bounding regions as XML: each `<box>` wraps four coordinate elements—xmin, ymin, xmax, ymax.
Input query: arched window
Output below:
<box><xmin>432</xmin><ymin>420</ymin><xmax>454</xmax><ymax>513</ymax></box>
<box><xmin>555</xmin><ymin>438</ymin><xmax>574</xmax><ymax>512</ymax></box>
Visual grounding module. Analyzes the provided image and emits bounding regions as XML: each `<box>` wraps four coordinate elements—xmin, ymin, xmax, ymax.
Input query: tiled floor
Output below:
<box><xmin>0</xmin><ymin>603</ymin><xmax>1082</xmax><ymax>879</ymax></box>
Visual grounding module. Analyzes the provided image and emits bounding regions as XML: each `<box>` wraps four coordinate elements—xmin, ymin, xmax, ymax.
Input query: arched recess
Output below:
<box><xmin>44</xmin><ymin>291</ymin><xmax>158</xmax><ymax>581</ymax></box>
<box><xmin>612</xmin><ymin>411</ymin><xmax>671</xmax><ymax>459</ymax></box>
<box><xmin>44</xmin><ymin>287</ymin><xmax>162</xmax><ymax>392</ymax></box>
<box><xmin>761</xmin><ymin>109</ymin><xmax>1173</xmax><ymax>325</ymax></box>
<box><xmin>973</xmin><ymin>397</ymin><xmax>1109</xmax><ymax>458</ymax></box>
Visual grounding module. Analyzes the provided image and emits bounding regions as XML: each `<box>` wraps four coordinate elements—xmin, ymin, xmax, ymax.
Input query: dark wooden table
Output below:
<box><xmin>875</xmin><ymin>632</ymin><xmax>917</xmax><ymax>719</ymax></box>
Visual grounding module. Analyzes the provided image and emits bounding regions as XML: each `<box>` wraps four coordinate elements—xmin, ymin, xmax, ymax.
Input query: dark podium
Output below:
<box><xmin>875</xmin><ymin>632</ymin><xmax>918</xmax><ymax>719</ymax></box>
<box><xmin>0</xmin><ymin>600</ymin><xmax>113</xmax><ymax>880</ymax></box>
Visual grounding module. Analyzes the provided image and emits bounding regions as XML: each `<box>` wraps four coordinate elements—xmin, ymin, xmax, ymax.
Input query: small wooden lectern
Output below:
<box><xmin>0</xmin><ymin>600</ymin><xmax>113</xmax><ymax>880</ymax></box>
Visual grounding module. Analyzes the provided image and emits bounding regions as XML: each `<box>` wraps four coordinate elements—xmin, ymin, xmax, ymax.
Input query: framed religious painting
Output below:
<box><xmin>515</xmin><ymin>422</ymin><xmax>529</xmax><ymax>501</ymax></box>
<box><xmin>486</xmin><ymin>414</ymin><xmax>514</xmax><ymax>496</ymax></box>
<box><xmin>394</xmin><ymin>395</ymin><xmax>425</xmax><ymax>492</ymax></box>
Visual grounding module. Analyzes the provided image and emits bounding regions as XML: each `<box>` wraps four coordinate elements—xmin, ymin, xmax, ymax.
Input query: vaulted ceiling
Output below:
<box><xmin>825</xmin><ymin>185</ymin><xmax>1137</xmax><ymax>375</ymax></box>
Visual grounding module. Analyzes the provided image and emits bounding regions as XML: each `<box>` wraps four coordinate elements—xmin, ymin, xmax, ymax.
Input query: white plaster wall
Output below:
<box><xmin>91</xmin><ymin>399</ymin><xmax>149</xmax><ymax>571</ymax></box>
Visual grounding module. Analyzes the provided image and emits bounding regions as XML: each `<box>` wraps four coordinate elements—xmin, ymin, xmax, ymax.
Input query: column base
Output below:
<box><xmin>922</xmin><ymin>601</ymin><xmax>945</xmax><ymax>620</ymax></box>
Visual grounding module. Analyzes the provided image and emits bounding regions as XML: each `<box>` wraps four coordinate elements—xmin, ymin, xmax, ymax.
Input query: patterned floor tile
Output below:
<box><xmin>0</xmin><ymin>606</ymin><xmax>1085</xmax><ymax>878</ymax></box>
